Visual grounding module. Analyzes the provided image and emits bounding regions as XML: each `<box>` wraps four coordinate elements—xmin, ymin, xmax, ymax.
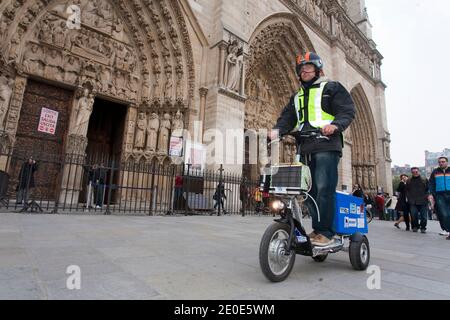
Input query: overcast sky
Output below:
<box><xmin>365</xmin><ymin>0</ymin><xmax>450</xmax><ymax>167</ymax></box>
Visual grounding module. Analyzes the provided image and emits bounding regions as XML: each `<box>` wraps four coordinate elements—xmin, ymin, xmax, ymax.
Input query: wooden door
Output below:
<box><xmin>9</xmin><ymin>80</ymin><xmax>73</xmax><ymax>200</ymax></box>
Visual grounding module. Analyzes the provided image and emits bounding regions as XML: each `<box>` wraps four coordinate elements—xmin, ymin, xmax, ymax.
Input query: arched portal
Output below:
<box><xmin>1</xmin><ymin>0</ymin><xmax>195</xmax><ymax>160</ymax></box>
<box><xmin>244</xmin><ymin>13</ymin><xmax>315</xmax><ymax>180</ymax></box>
<box><xmin>349</xmin><ymin>84</ymin><xmax>378</xmax><ymax>194</ymax></box>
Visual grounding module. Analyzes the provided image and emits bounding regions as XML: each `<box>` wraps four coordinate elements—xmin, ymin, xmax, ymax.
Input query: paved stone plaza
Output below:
<box><xmin>0</xmin><ymin>211</ymin><xmax>449</xmax><ymax>300</ymax></box>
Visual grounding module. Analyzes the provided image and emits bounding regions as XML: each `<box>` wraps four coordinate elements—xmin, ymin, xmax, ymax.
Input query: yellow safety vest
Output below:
<box><xmin>294</xmin><ymin>82</ymin><xmax>335</xmax><ymax>130</ymax></box>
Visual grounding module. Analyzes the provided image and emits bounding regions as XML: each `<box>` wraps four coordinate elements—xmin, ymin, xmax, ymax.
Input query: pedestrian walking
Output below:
<box><xmin>406</xmin><ymin>167</ymin><xmax>429</xmax><ymax>233</ymax></box>
<box><xmin>394</xmin><ymin>174</ymin><xmax>411</xmax><ymax>230</ymax></box>
<box><xmin>428</xmin><ymin>157</ymin><xmax>450</xmax><ymax>240</ymax></box>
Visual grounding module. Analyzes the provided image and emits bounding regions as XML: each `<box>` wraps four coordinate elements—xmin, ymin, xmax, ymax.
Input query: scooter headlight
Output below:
<box><xmin>272</xmin><ymin>200</ymin><xmax>285</xmax><ymax>211</ymax></box>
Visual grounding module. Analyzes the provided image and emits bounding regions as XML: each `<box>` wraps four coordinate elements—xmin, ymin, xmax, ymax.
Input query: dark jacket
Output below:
<box><xmin>88</xmin><ymin>166</ymin><xmax>108</xmax><ymax>185</ymax></box>
<box><xmin>406</xmin><ymin>176</ymin><xmax>429</xmax><ymax>206</ymax></box>
<box><xmin>17</xmin><ymin>161</ymin><xmax>38</xmax><ymax>190</ymax></box>
<box><xmin>353</xmin><ymin>188</ymin><xmax>364</xmax><ymax>198</ymax></box>
<box><xmin>429</xmin><ymin>167</ymin><xmax>450</xmax><ymax>196</ymax></box>
<box><xmin>274</xmin><ymin>79</ymin><xmax>356</xmax><ymax>155</ymax></box>
<box><xmin>214</xmin><ymin>184</ymin><xmax>226</xmax><ymax>200</ymax></box>
<box><xmin>395</xmin><ymin>181</ymin><xmax>408</xmax><ymax>212</ymax></box>
<box><xmin>363</xmin><ymin>194</ymin><xmax>374</xmax><ymax>206</ymax></box>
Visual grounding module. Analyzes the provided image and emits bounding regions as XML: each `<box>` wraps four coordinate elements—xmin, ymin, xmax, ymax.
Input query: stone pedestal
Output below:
<box><xmin>58</xmin><ymin>135</ymin><xmax>88</xmax><ymax>206</ymax></box>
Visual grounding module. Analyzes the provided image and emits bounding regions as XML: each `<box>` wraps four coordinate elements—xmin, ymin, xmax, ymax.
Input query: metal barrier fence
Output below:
<box><xmin>0</xmin><ymin>151</ymin><xmax>273</xmax><ymax>216</ymax></box>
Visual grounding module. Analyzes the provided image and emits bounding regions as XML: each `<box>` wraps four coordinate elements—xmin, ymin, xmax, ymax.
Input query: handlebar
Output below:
<box><xmin>269</xmin><ymin>129</ymin><xmax>330</xmax><ymax>146</ymax></box>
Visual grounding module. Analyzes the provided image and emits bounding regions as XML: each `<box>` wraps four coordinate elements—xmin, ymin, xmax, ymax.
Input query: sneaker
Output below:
<box><xmin>394</xmin><ymin>223</ymin><xmax>400</xmax><ymax>229</ymax></box>
<box><xmin>311</xmin><ymin>234</ymin><xmax>333</xmax><ymax>247</ymax></box>
<box><xmin>421</xmin><ymin>229</ymin><xmax>426</xmax><ymax>234</ymax></box>
<box><xmin>406</xmin><ymin>227</ymin><xmax>410</xmax><ymax>231</ymax></box>
<box><xmin>412</xmin><ymin>228</ymin><xmax>419</xmax><ymax>233</ymax></box>
<box><xmin>308</xmin><ymin>231</ymin><xmax>318</xmax><ymax>239</ymax></box>
<box><xmin>439</xmin><ymin>231</ymin><xmax>449</xmax><ymax>236</ymax></box>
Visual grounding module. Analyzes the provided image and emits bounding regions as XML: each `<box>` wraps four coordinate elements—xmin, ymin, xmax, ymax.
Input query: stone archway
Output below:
<box><xmin>349</xmin><ymin>84</ymin><xmax>378</xmax><ymax>194</ymax></box>
<box><xmin>1</xmin><ymin>0</ymin><xmax>195</xmax><ymax>160</ymax></box>
<box><xmin>244</xmin><ymin>13</ymin><xmax>315</xmax><ymax>180</ymax></box>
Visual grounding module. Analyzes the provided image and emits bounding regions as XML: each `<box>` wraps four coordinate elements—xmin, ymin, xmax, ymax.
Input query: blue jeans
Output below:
<box><xmin>436</xmin><ymin>194</ymin><xmax>450</xmax><ymax>232</ymax></box>
<box><xmin>410</xmin><ymin>204</ymin><xmax>428</xmax><ymax>230</ymax></box>
<box><xmin>305</xmin><ymin>151</ymin><xmax>340</xmax><ymax>239</ymax></box>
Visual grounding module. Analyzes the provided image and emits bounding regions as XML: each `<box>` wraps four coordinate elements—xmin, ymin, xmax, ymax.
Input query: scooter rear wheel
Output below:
<box><xmin>259</xmin><ymin>223</ymin><xmax>296</xmax><ymax>282</ymax></box>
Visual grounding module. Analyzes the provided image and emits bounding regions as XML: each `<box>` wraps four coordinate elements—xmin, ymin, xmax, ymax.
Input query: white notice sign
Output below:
<box><xmin>38</xmin><ymin>107</ymin><xmax>59</xmax><ymax>135</ymax></box>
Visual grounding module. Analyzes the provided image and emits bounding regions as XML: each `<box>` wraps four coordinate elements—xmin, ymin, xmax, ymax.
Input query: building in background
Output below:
<box><xmin>425</xmin><ymin>149</ymin><xmax>450</xmax><ymax>177</ymax></box>
<box><xmin>0</xmin><ymin>0</ymin><xmax>393</xmax><ymax>207</ymax></box>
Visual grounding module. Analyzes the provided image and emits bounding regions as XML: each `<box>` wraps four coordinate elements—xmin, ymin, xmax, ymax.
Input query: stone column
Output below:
<box><xmin>218</xmin><ymin>42</ymin><xmax>227</xmax><ymax>87</ymax></box>
<box><xmin>199</xmin><ymin>87</ymin><xmax>208</xmax><ymax>142</ymax></box>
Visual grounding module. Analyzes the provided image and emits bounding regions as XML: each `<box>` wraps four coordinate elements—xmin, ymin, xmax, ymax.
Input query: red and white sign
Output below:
<box><xmin>169</xmin><ymin>136</ymin><xmax>184</xmax><ymax>157</ymax></box>
<box><xmin>38</xmin><ymin>107</ymin><xmax>59</xmax><ymax>135</ymax></box>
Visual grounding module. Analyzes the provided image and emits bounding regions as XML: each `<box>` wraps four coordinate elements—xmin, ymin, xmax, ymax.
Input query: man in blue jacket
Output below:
<box><xmin>429</xmin><ymin>157</ymin><xmax>450</xmax><ymax>240</ymax></box>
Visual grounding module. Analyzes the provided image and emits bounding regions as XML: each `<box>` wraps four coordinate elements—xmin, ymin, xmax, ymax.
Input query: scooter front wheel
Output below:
<box><xmin>259</xmin><ymin>223</ymin><xmax>296</xmax><ymax>282</ymax></box>
<box><xmin>349</xmin><ymin>236</ymin><xmax>370</xmax><ymax>270</ymax></box>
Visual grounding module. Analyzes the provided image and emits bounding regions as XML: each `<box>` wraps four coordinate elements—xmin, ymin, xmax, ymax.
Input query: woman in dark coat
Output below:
<box><xmin>394</xmin><ymin>174</ymin><xmax>410</xmax><ymax>230</ymax></box>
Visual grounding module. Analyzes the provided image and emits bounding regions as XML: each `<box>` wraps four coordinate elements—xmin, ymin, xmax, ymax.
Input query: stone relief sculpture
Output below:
<box><xmin>72</xmin><ymin>88</ymin><xmax>95</xmax><ymax>136</ymax></box>
<box><xmin>44</xmin><ymin>49</ymin><xmax>63</xmax><ymax>81</ymax></box>
<box><xmin>171</xmin><ymin>110</ymin><xmax>183</xmax><ymax>137</ymax></box>
<box><xmin>0</xmin><ymin>75</ymin><xmax>14</xmax><ymax>131</ymax></box>
<box><xmin>158</xmin><ymin>113</ymin><xmax>171</xmax><ymax>154</ymax></box>
<box><xmin>23</xmin><ymin>43</ymin><xmax>43</xmax><ymax>74</ymax></box>
<box><xmin>63</xmin><ymin>56</ymin><xmax>81</xmax><ymax>84</ymax></box>
<box><xmin>146</xmin><ymin>113</ymin><xmax>159</xmax><ymax>152</ymax></box>
<box><xmin>134</xmin><ymin>112</ymin><xmax>147</xmax><ymax>149</ymax></box>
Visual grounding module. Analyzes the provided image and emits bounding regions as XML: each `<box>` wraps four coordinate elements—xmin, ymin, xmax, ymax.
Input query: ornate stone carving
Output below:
<box><xmin>0</xmin><ymin>131</ymin><xmax>14</xmax><ymax>153</ymax></box>
<box><xmin>158</xmin><ymin>113</ymin><xmax>171</xmax><ymax>154</ymax></box>
<box><xmin>281</xmin><ymin>0</ymin><xmax>382</xmax><ymax>81</ymax></box>
<box><xmin>71</xmin><ymin>88</ymin><xmax>95</xmax><ymax>136</ymax></box>
<box><xmin>0</xmin><ymin>75</ymin><xmax>14</xmax><ymax>131</ymax></box>
<box><xmin>171</xmin><ymin>110</ymin><xmax>183</xmax><ymax>137</ymax></box>
<box><xmin>146</xmin><ymin>113</ymin><xmax>159</xmax><ymax>152</ymax></box>
<box><xmin>66</xmin><ymin>134</ymin><xmax>88</xmax><ymax>155</ymax></box>
<box><xmin>224</xmin><ymin>40</ymin><xmax>244</xmax><ymax>93</ymax></box>
<box><xmin>134</xmin><ymin>112</ymin><xmax>147</xmax><ymax>149</ymax></box>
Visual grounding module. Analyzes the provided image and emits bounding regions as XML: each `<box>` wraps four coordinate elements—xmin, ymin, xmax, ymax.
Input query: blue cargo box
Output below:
<box><xmin>334</xmin><ymin>191</ymin><xmax>368</xmax><ymax>235</ymax></box>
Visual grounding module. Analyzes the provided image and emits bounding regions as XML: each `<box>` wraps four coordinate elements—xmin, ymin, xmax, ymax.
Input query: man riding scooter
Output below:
<box><xmin>270</xmin><ymin>52</ymin><xmax>356</xmax><ymax>247</ymax></box>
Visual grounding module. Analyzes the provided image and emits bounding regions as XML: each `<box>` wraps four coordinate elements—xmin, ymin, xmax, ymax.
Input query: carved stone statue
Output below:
<box><xmin>163</xmin><ymin>74</ymin><xmax>173</xmax><ymax>101</ymax></box>
<box><xmin>0</xmin><ymin>75</ymin><xmax>14</xmax><ymax>131</ymax></box>
<box><xmin>134</xmin><ymin>112</ymin><xmax>147</xmax><ymax>149</ymax></box>
<box><xmin>146</xmin><ymin>113</ymin><xmax>159</xmax><ymax>152</ymax></box>
<box><xmin>224</xmin><ymin>41</ymin><xmax>242</xmax><ymax>92</ymax></box>
<box><xmin>53</xmin><ymin>21</ymin><xmax>67</xmax><ymax>47</ymax></box>
<box><xmin>158</xmin><ymin>113</ymin><xmax>171</xmax><ymax>154</ymax></box>
<box><xmin>72</xmin><ymin>88</ymin><xmax>95</xmax><ymax>136</ymax></box>
<box><xmin>171</xmin><ymin>110</ymin><xmax>184</xmax><ymax>137</ymax></box>
<box><xmin>369</xmin><ymin>167</ymin><xmax>376</xmax><ymax>189</ymax></box>
<box><xmin>363</xmin><ymin>167</ymin><xmax>369</xmax><ymax>190</ymax></box>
